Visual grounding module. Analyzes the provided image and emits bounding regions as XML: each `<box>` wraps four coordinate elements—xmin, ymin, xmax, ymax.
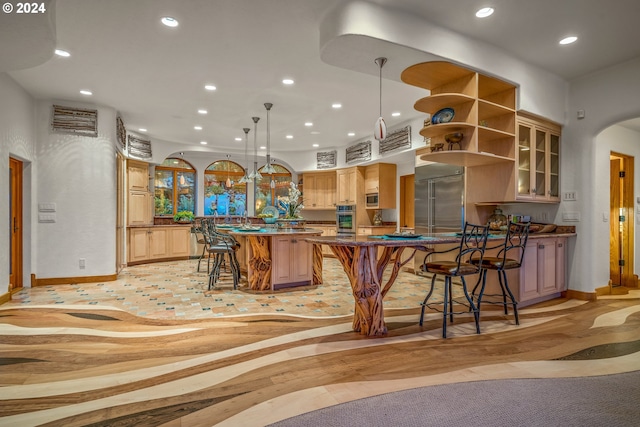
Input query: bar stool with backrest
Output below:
<box><xmin>470</xmin><ymin>222</ymin><xmax>530</xmax><ymax>325</ymax></box>
<box><xmin>419</xmin><ymin>222</ymin><xmax>489</xmax><ymax>338</ymax></box>
<box><xmin>193</xmin><ymin>218</ymin><xmax>211</xmax><ymax>273</ymax></box>
<box><xmin>201</xmin><ymin>218</ymin><xmax>241</xmax><ymax>290</ymax></box>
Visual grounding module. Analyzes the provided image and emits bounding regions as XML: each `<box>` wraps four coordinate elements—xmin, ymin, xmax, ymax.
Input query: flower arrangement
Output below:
<box><xmin>277</xmin><ymin>182</ymin><xmax>304</xmax><ymax>219</ymax></box>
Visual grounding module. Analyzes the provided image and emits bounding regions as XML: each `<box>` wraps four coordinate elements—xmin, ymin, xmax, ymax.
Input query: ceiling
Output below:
<box><xmin>4</xmin><ymin>0</ymin><xmax>640</xmax><ymax>156</ymax></box>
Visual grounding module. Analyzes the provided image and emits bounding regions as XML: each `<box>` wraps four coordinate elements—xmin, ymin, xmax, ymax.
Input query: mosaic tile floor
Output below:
<box><xmin>7</xmin><ymin>258</ymin><xmax>431</xmax><ymax>319</ymax></box>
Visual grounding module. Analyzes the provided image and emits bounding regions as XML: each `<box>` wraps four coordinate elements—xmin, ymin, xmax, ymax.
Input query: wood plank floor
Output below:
<box><xmin>1</xmin><ymin>260</ymin><xmax>639</xmax><ymax>426</ymax></box>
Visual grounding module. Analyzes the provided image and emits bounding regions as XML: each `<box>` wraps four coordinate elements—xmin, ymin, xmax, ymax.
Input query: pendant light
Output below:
<box><xmin>249</xmin><ymin>116</ymin><xmax>262</xmax><ymax>181</ymax></box>
<box><xmin>238</xmin><ymin>127</ymin><xmax>250</xmax><ymax>183</ymax></box>
<box><xmin>224</xmin><ymin>154</ymin><xmax>232</xmax><ymax>189</ymax></box>
<box><xmin>374</xmin><ymin>57</ymin><xmax>387</xmax><ymax>142</ymax></box>
<box><xmin>262</xmin><ymin>102</ymin><xmax>276</xmax><ymax>174</ymax></box>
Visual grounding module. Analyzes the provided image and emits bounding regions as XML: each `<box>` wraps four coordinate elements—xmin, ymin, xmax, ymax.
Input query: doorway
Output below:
<box><xmin>9</xmin><ymin>157</ymin><xmax>23</xmax><ymax>292</ymax></box>
<box><xmin>609</xmin><ymin>152</ymin><xmax>635</xmax><ymax>288</ymax></box>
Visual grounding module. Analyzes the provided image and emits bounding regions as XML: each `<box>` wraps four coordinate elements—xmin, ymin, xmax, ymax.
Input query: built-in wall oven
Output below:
<box><xmin>336</xmin><ymin>205</ymin><xmax>356</xmax><ymax>234</ymax></box>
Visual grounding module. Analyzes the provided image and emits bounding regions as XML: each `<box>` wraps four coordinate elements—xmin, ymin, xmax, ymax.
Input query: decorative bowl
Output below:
<box><xmin>263</xmin><ymin>217</ymin><xmax>277</xmax><ymax>224</ymax></box>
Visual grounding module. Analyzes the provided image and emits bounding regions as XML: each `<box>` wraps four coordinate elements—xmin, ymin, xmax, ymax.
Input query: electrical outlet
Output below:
<box><xmin>563</xmin><ymin>192</ymin><xmax>577</xmax><ymax>201</ymax></box>
<box><xmin>79</xmin><ymin>258</ymin><xmax>86</xmax><ymax>269</ymax></box>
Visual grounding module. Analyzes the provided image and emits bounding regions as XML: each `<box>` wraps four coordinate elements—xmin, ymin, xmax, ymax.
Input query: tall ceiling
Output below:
<box><xmin>4</xmin><ymin>0</ymin><xmax>640</xmax><ymax>154</ymax></box>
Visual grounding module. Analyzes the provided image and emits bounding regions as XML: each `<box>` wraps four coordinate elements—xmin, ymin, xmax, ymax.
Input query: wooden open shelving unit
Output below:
<box><xmin>401</xmin><ymin>61</ymin><xmax>516</xmax><ymax>168</ymax></box>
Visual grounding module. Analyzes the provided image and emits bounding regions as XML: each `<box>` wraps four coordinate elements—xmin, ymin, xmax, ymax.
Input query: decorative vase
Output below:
<box><xmin>373</xmin><ymin>210</ymin><xmax>383</xmax><ymax>226</ymax></box>
<box><xmin>488</xmin><ymin>208</ymin><xmax>508</xmax><ymax>233</ymax></box>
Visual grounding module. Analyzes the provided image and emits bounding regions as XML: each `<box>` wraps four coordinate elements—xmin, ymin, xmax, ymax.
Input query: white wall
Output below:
<box><xmin>0</xmin><ymin>73</ymin><xmax>36</xmax><ymax>294</ymax></box>
<box><xmin>563</xmin><ymin>57</ymin><xmax>640</xmax><ymax>292</ymax></box>
<box><xmin>35</xmin><ymin>100</ymin><xmax>118</xmax><ymax>279</ymax></box>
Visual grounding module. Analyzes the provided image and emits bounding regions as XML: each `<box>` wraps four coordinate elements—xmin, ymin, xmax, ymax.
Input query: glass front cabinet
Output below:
<box><xmin>517</xmin><ymin>115</ymin><xmax>560</xmax><ymax>202</ymax></box>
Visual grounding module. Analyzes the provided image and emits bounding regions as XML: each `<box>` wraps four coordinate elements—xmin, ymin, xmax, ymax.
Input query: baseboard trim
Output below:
<box><xmin>0</xmin><ymin>292</ymin><xmax>10</xmax><ymax>305</ymax></box>
<box><xmin>33</xmin><ymin>274</ymin><xmax>118</xmax><ymax>287</ymax></box>
<box><xmin>127</xmin><ymin>256</ymin><xmax>190</xmax><ymax>267</ymax></box>
<box><xmin>565</xmin><ymin>289</ymin><xmax>598</xmax><ymax>302</ymax></box>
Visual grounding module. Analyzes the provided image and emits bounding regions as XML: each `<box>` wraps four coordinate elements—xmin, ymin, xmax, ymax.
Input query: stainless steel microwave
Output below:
<box><xmin>366</xmin><ymin>193</ymin><xmax>379</xmax><ymax>207</ymax></box>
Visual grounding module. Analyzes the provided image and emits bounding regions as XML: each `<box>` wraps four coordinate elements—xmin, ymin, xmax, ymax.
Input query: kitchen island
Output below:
<box><xmin>229</xmin><ymin>228</ymin><xmax>323</xmax><ymax>291</ymax></box>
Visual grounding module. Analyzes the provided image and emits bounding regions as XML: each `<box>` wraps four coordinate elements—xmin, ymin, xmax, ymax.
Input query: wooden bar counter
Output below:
<box><xmin>229</xmin><ymin>228</ymin><xmax>323</xmax><ymax>291</ymax></box>
<box><xmin>305</xmin><ymin>232</ymin><xmax>576</xmax><ymax>337</ymax></box>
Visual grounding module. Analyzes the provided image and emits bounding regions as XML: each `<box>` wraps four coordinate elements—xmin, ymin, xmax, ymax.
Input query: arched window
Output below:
<box><xmin>154</xmin><ymin>158</ymin><xmax>196</xmax><ymax>216</ymax></box>
<box><xmin>204</xmin><ymin>160</ymin><xmax>247</xmax><ymax>216</ymax></box>
<box><xmin>255</xmin><ymin>164</ymin><xmax>292</xmax><ymax>215</ymax></box>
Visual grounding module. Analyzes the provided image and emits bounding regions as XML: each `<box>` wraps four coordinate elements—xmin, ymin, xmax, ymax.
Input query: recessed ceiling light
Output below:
<box><xmin>161</xmin><ymin>16</ymin><xmax>179</xmax><ymax>27</ymax></box>
<box><xmin>304</xmin><ymin>122</ymin><xmax>313</xmax><ymax>127</ymax></box>
<box><xmin>392</xmin><ymin>112</ymin><xmax>401</xmax><ymax>117</ymax></box>
<box><xmin>194</xmin><ymin>126</ymin><xmax>202</xmax><ymax>130</ymax></box>
<box><xmin>260</xmin><ymin>146</ymin><xmax>266</xmax><ymax>150</ymax></box>
<box><xmin>332</xmin><ymin>103</ymin><xmax>342</xmax><ymax>109</ymax></box>
<box><xmin>312</xmin><ymin>144</ymin><xmax>319</xmax><ymax>148</ymax></box>
<box><xmin>204</xmin><ymin>84</ymin><xmax>217</xmax><ymax>91</ymax></box>
<box><xmin>198</xmin><ymin>109</ymin><xmax>207</xmax><ymax>114</ymax></box>
<box><xmin>348</xmin><ymin>132</ymin><xmax>355</xmax><ymax>136</ymax></box>
<box><xmin>139</xmin><ymin>128</ymin><xmax>147</xmax><ymax>132</ymax></box>
<box><xmin>559</xmin><ymin>36</ymin><xmax>578</xmax><ymax>45</ymax></box>
<box><xmin>310</xmin><ymin>131</ymin><xmax>320</xmax><ymax>135</ymax></box>
<box><xmin>475</xmin><ymin>7</ymin><xmax>494</xmax><ymax>18</ymax></box>
<box><xmin>286</xmin><ymin>135</ymin><xmax>293</xmax><ymax>139</ymax></box>
<box><xmin>80</xmin><ymin>90</ymin><xmax>92</xmax><ymax>96</ymax></box>
<box><xmin>200</xmin><ymin>141</ymin><xmax>207</xmax><ymax>145</ymax></box>
<box><xmin>282</xmin><ymin>78</ymin><xmax>294</xmax><ymax>85</ymax></box>
<box><xmin>54</xmin><ymin>49</ymin><xmax>70</xmax><ymax>57</ymax></box>
<box><xmin>235</xmin><ymin>137</ymin><xmax>242</xmax><ymax>141</ymax></box>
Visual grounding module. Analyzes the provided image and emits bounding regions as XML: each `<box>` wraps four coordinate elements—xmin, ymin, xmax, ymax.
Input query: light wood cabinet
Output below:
<box><xmin>516</xmin><ymin>114</ymin><xmax>561</xmax><ymax>202</ymax></box>
<box><xmin>303</xmin><ymin>171</ymin><xmax>336</xmax><ymax>210</ymax></box>
<box><xmin>271</xmin><ymin>235</ymin><xmax>313</xmax><ymax>286</ymax></box>
<box><xmin>127</xmin><ymin>226</ymin><xmax>191</xmax><ymax>264</ymax></box>
<box><xmin>402</xmin><ymin>61</ymin><xmax>516</xmax><ymax>168</ymax></box>
<box><xmin>336</xmin><ymin>167</ymin><xmax>363</xmax><ymax>205</ymax></box>
<box><xmin>364</xmin><ymin>163</ymin><xmax>397</xmax><ymax>209</ymax></box>
<box><xmin>309</xmin><ymin>225</ymin><xmax>337</xmax><ymax>256</ymax></box>
<box><xmin>518</xmin><ymin>237</ymin><xmax>567</xmax><ymax>306</ymax></box>
<box><xmin>127</xmin><ymin>160</ymin><xmax>152</xmax><ymax>226</ymax></box>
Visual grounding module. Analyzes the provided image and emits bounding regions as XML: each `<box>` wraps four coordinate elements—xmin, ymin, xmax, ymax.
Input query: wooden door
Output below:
<box><xmin>610</xmin><ymin>153</ymin><xmax>634</xmax><ymax>287</ymax></box>
<box><xmin>399</xmin><ymin>174</ymin><xmax>415</xmax><ymax>228</ymax></box>
<box><xmin>9</xmin><ymin>158</ymin><xmax>23</xmax><ymax>292</ymax></box>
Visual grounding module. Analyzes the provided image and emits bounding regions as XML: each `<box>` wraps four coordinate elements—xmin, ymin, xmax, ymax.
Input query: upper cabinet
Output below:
<box><xmin>364</xmin><ymin>163</ymin><xmax>396</xmax><ymax>209</ymax></box>
<box><xmin>127</xmin><ymin>159</ymin><xmax>152</xmax><ymax>226</ymax></box>
<box><xmin>336</xmin><ymin>167</ymin><xmax>363</xmax><ymax>205</ymax></box>
<box><xmin>401</xmin><ymin>61</ymin><xmax>516</xmax><ymax>167</ymax></box>
<box><xmin>302</xmin><ymin>171</ymin><xmax>336</xmax><ymax>210</ymax></box>
<box><xmin>516</xmin><ymin>114</ymin><xmax>561</xmax><ymax>202</ymax></box>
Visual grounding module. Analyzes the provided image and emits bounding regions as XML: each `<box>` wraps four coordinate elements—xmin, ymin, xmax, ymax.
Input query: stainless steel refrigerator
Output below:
<box><xmin>414</xmin><ymin>163</ymin><xmax>465</xmax><ymax>271</ymax></box>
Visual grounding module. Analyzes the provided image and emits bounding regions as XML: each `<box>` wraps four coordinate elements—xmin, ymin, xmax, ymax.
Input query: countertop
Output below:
<box><xmin>228</xmin><ymin>228</ymin><xmax>323</xmax><ymax>236</ymax></box>
<box><xmin>305</xmin><ymin>232</ymin><xmax>576</xmax><ymax>247</ymax></box>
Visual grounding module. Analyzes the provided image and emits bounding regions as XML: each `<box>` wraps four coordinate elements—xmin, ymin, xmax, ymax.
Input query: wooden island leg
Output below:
<box><xmin>331</xmin><ymin>245</ymin><xmax>387</xmax><ymax>336</ymax></box>
<box><xmin>247</xmin><ymin>236</ymin><xmax>272</xmax><ymax>291</ymax></box>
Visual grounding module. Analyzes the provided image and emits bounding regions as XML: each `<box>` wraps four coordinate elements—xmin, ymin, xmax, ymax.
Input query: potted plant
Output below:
<box><xmin>173</xmin><ymin>210</ymin><xmax>195</xmax><ymax>223</ymax></box>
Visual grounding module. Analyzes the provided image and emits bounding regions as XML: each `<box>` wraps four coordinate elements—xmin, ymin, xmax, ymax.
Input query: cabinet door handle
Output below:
<box><xmin>539</xmin><ymin>244</ymin><xmax>544</xmax><ymax>249</ymax></box>
<box><xmin>558</xmin><ymin>244</ymin><xmax>563</xmax><ymax>247</ymax></box>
